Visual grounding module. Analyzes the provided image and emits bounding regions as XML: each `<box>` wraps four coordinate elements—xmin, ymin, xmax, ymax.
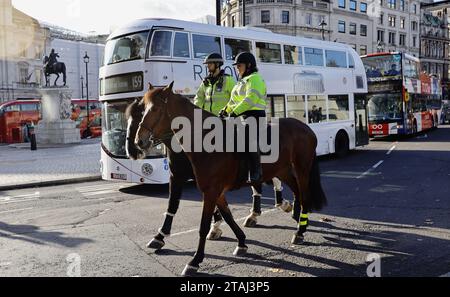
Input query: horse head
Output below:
<box><xmin>125</xmin><ymin>96</ymin><xmax>146</xmax><ymax>160</ymax></box>
<box><xmin>135</xmin><ymin>82</ymin><xmax>174</xmax><ymax>153</ymax></box>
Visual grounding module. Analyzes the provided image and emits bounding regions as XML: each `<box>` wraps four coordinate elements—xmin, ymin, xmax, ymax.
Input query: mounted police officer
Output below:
<box><xmin>220</xmin><ymin>52</ymin><xmax>267</xmax><ymax>184</ymax></box>
<box><xmin>194</xmin><ymin>53</ymin><xmax>236</xmax><ymax>116</ymax></box>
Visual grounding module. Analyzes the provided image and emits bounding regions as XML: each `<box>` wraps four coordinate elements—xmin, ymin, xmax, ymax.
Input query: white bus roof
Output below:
<box><xmin>108</xmin><ymin>18</ymin><xmax>354</xmax><ymax>52</ymax></box>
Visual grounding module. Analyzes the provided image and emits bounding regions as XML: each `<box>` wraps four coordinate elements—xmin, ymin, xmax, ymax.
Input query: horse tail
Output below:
<box><xmin>62</xmin><ymin>63</ymin><xmax>67</xmax><ymax>84</ymax></box>
<box><xmin>307</xmin><ymin>154</ymin><xmax>327</xmax><ymax>211</ymax></box>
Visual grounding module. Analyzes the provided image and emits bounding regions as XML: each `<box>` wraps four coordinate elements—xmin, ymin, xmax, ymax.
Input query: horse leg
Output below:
<box><xmin>54</xmin><ymin>73</ymin><xmax>59</xmax><ymax>86</ymax></box>
<box><xmin>243</xmin><ymin>183</ymin><xmax>262</xmax><ymax>228</ymax></box>
<box><xmin>273</xmin><ymin>177</ymin><xmax>292</xmax><ymax>213</ymax></box>
<box><xmin>181</xmin><ymin>190</ymin><xmax>218</xmax><ymax>276</ymax></box>
<box><xmin>207</xmin><ymin>207</ymin><xmax>224</xmax><ymax>240</ymax></box>
<box><xmin>291</xmin><ymin>158</ymin><xmax>313</xmax><ymax>245</ymax></box>
<box><xmin>147</xmin><ymin>176</ymin><xmax>184</xmax><ymax>250</ymax></box>
<box><xmin>216</xmin><ymin>194</ymin><xmax>248</xmax><ymax>256</ymax></box>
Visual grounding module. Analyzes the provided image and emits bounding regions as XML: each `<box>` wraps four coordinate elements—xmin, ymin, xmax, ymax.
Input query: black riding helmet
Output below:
<box><xmin>233</xmin><ymin>52</ymin><xmax>257</xmax><ymax>68</ymax></box>
<box><xmin>203</xmin><ymin>53</ymin><xmax>224</xmax><ymax>67</ymax></box>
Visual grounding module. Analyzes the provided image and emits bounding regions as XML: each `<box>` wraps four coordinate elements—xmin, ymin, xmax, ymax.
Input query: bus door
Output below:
<box><xmin>267</xmin><ymin>95</ymin><xmax>286</xmax><ymax>120</ymax></box>
<box><xmin>354</xmin><ymin>94</ymin><xmax>369</xmax><ymax>146</ymax></box>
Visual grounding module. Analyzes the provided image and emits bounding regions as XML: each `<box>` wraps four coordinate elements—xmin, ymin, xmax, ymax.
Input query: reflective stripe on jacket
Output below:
<box><xmin>225</xmin><ymin>72</ymin><xmax>267</xmax><ymax>116</ymax></box>
<box><xmin>194</xmin><ymin>74</ymin><xmax>235</xmax><ymax>116</ymax></box>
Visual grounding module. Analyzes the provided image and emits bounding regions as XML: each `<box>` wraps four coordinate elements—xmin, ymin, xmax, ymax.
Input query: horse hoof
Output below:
<box><xmin>207</xmin><ymin>228</ymin><xmax>223</xmax><ymax>241</ymax></box>
<box><xmin>233</xmin><ymin>245</ymin><xmax>248</xmax><ymax>256</ymax></box>
<box><xmin>291</xmin><ymin>234</ymin><xmax>305</xmax><ymax>245</ymax></box>
<box><xmin>147</xmin><ymin>238</ymin><xmax>165</xmax><ymax>250</ymax></box>
<box><xmin>276</xmin><ymin>200</ymin><xmax>293</xmax><ymax>213</ymax></box>
<box><xmin>181</xmin><ymin>264</ymin><xmax>199</xmax><ymax>277</ymax></box>
<box><xmin>243</xmin><ymin>217</ymin><xmax>257</xmax><ymax>228</ymax></box>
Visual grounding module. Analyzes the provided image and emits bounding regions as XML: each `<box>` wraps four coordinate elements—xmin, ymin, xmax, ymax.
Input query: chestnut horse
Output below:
<box><xmin>135</xmin><ymin>82</ymin><xmax>327</xmax><ymax>276</ymax></box>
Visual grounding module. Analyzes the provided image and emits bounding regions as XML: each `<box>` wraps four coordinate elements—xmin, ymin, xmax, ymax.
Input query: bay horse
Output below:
<box><xmin>43</xmin><ymin>56</ymin><xmax>67</xmax><ymax>87</ymax></box>
<box><xmin>135</xmin><ymin>82</ymin><xmax>327</xmax><ymax>276</ymax></box>
<box><xmin>125</xmin><ymin>94</ymin><xmax>293</xmax><ymax>249</ymax></box>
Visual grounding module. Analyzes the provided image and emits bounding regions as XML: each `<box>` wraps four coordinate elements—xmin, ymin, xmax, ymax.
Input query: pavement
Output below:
<box><xmin>0</xmin><ymin>138</ymin><xmax>102</xmax><ymax>191</ymax></box>
<box><xmin>0</xmin><ymin>125</ymin><xmax>449</xmax><ymax>277</ymax></box>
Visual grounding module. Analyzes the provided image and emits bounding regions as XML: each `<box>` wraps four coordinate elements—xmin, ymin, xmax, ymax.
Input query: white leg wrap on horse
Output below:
<box><xmin>158</xmin><ymin>228</ymin><xmax>170</xmax><ymax>237</ymax></box>
<box><xmin>164</xmin><ymin>212</ymin><xmax>175</xmax><ymax>217</ymax></box>
<box><xmin>272</xmin><ymin>177</ymin><xmax>283</xmax><ymax>192</ymax></box>
<box><xmin>251</xmin><ymin>187</ymin><xmax>262</xmax><ymax>197</ymax></box>
<box><xmin>212</xmin><ymin>219</ymin><xmax>223</xmax><ymax>229</ymax></box>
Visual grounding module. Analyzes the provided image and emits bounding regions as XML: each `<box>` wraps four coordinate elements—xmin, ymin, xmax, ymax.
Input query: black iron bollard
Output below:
<box><xmin>29</xmin><ymin>125</ymin><xmax>37</xmax><ymax>151</ymax></box>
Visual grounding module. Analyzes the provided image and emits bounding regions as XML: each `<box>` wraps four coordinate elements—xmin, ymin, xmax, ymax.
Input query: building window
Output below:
<box><xmin>360</xmin><ymin>24</ymin><xmax>367</xmax><ymax>36</ymax></box>
<box><xmin>282</xmin><ymin>11</ymin><xmax>289</xmax><ymax>24</ymax></box>
<box><xmin>377</xmin><ymin>30</ymin><xmax>385</xmax><ymax>42</ymax></box>
<box><xmin>400</xmin><ymin>17</ymin><xmax>405</xmax><ymax>29</ymax></box>
<box><xmin>338</xmin><ymin>20</ymin><xmax>345</xmax><ymax>33</ymax></box>
<box><xmin>411</xmin><ymin>21</ymin><xmax>417</xmax><ymax>31</ymax></box>
<box><xmin>388</xmin><ymin>0</ymin><xmax>396</xmax><ymax>9</ymax></box>
<box><xmin>389</xmin><ymin>32</ymin><xmax>396</xmax><ymax>45</ymax></box>
<box><xmin>400</xmin><ymin>0</ymin><xmax>405</xmax><ymax>11</ymax></box>
<box><xmin>231</xmin><ymin>15</ymin><xmax>236</xmax><ymax>27</ymax></box>
<box><xmin>361</xmin><ymin>2</ymin><xmax>367</xmax><ymax>13</ymax></box>
<box><xmin>388</xmin><ymin>15</ymin><xmax>396</xmax><ymax>27</ymax></box>
<box><xmin>360</xmin><ymin>45</ymin><xmax>367</xmax><ymax>56</ymax></box>
<box><xmin>413</xmin><ymin>36</ymin><xmax>417</xmax><ymax>47</ymax></box>
<box><xmin>379</xmin><ymin>13</ymin><xmax>384</xmax><ymax>25</ymax></box>
<box><xmin>306</xmin><ymin>13</ymin><xmax>312</xmax><ymax>26</ymax></box>
<box><xmin>245</xmin><ymin>12</ymin><xmax>250</xmax><ymax>25</ymax></box>
<box><xmin>350</xmin><ymin>23</ymin><xmax>357</xmax><ymax>35</ymax></box>
<box><xmin>261</xmin><ymin>10</ymin><xmax>270</xmax><ymax>23</ymax></box>
<box><xmin>412</xmin><ymin>4</ymin><xmax>417</xmax><ymax>14</ymax></box>
<box><xmin>339</xmin><ymin>0</ymin><xmax>346</xmax><ymax>8</ymax></box>
<box><xmin>350</xmin><ymin>44</ymin><xmax>357</xmax><ymax>51</ymax></box>
<box><xmin>399</xmin><ymin>34</ymin><xmax>406</xmax><ymax>46</ymax></box>
<box><xmin>350</xmin><ymin>0</ymin><xmax>357</xmax><ymax>11</ymax></box>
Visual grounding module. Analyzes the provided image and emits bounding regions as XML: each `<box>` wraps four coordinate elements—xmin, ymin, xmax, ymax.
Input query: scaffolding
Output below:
<box><xmin>39</xmin><ymin>21</ymin><xmax>108</xmax><ymax>44</ymax></box>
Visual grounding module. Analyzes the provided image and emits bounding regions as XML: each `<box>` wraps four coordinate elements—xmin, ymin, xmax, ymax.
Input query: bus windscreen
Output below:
<box><xmin>363</xmin><ymin>54</ymin><xmax>402</xmax><ymax>82</ymax></box>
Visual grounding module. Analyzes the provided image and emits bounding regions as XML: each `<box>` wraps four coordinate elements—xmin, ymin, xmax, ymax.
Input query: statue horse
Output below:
<box><xmin>43</xmin><ymin>56</ymin><xmax>67</xmax><ymax>87</ymax></box>
<box><xmin>134</xmin><ymin>82</ymin><xmax>327</xmax><ymax>276</ymax></box>
<box><xmin>126</xmin><ymin>91</ymin><xmax>293</xmax><ymax>249</ymax></box>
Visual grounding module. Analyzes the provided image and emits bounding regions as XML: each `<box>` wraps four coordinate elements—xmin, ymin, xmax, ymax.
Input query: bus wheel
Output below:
<box><xmin>335</xmin><ymin>130</ymin><xmax>349</xmax><ymax>158</ymax></box>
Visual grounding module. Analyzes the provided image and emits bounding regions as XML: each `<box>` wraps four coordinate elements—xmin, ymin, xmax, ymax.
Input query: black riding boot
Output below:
<box><xmin>248</xmin><ymin>150</ymin><xmax>262</xmax><ymax>184</ymax></box>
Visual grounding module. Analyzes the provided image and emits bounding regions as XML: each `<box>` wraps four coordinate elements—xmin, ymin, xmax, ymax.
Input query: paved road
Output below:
<box><xmin>0</xmin><ymin>126</ymin><xmax>449</xmax><ymax>277</ymax></box>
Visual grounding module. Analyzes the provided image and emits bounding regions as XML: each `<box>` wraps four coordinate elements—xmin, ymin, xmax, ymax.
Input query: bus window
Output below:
<box><xmin>225</xmin><ymin>38</ymin><xmax>252</xmax><ymax>61</ymax></box>
<box><xmin>192</xmin><ymin>34</ymin><xmax>222</xmax><ymax>59</ymax></box>
<box><xmin>150</xmin><ymin>30</ymin><xmax>173</xmax><ymax>57</ymax></box>
<box><xmin>304</xmin><ymin>47</ymin><xmax>324</xmax><ymax>67</ymax></box>
<box><xmin>348</xmin><ymin>53</ymin><xmax>355</xmax><ymax>69</ymax></box>
<box><xmin>287</xmin><ymin>95</ymin><xmax>306</xmax><ymax>123</ymax></box>
<box><xmin>256</xmin><ymin>42</ymin><xmax>281</xmax><ymax>64</ymax></box>
<box><xmin>328</xmin><ymin>95</ymin><xmax>350</xmax><ymax>121</ymax></box>
<box><xmin>284</xmin><ymin>45</ymin><xmax>302</xmax><ymax>65</ymax></box>
<box><xmin>5</xmin><ymin>104</ymin><xmax>20</xmax><ymax>112</ymax></box>
<box><xmin>325</xmin><ymin>50</ymin><xmax>347</xmax><ymax>68</ymax></box>
<box><xmin>104</xmin><ymin>31</ymin><xmax>148</xmax><ymax>64</ymax></box>
<box><xmin>20</xmin><ymin>104</ymin><xmax>39</xmax><ymax>111</ymax></box>
<box><xmin>173</xmin><ymin>32</ymin><xmax>190</xmax><ymax>58</ymax></box>
<box><xmin>307</xmin><ymin>95</ymin><xmax>326</xmax><ymax>123</ymax></box>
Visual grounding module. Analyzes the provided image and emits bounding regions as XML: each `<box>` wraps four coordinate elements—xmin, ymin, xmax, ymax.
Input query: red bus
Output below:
<box><xmin>0</xmin><ymin>99</ymin><xmax>102</xmax><ymax>143</ymax></box>
<box><xmin>361</xmin><ymin>52</ymin><xmax>443</xmax><ymax>137</ymax></box>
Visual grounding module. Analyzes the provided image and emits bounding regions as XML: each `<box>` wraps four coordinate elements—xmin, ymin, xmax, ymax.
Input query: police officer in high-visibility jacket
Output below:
<box><xmin>219</xmin><ymin>52</ymin><xmax>267</xmax><ymax>184</ymax></box>
<box><xmin>194</xmin><ymin>53</ymin><xmax>236</xmax><ymax>116</ymax></box>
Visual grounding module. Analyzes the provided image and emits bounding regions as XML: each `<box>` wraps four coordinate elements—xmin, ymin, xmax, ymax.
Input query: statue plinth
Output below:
<box><xmin>36</xmin><ymin>87</ymin><xmax>81</xmax><ymax>144</ymax></box>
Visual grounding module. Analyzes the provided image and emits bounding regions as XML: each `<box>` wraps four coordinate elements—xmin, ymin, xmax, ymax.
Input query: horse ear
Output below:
<box><xmin>148</xmin><ymin>82</ymin><xmax>154</xmax><ymax>91</ymax></box>
<box><xmin>164</xmin><ymin>81</ymin><xmax>174</xmax><ymax>92</ymax></box>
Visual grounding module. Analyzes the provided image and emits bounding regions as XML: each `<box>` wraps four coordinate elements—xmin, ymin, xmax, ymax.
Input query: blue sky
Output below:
<box><xmin>12</xmin><ymin>0</ymin><xmax>216</xmax><ymax>34</ymax></box>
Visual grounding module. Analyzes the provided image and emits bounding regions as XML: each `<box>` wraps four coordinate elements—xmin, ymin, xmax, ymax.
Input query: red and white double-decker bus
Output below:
<box><xmin>0</xmin><ymin>99</ymin><xmax>102</xmax><ymax>143</ymax></box>
<box><xmin>361</xmin><ymin>52</ymin><xmax>443</xmax><ymax>137</ymax></box>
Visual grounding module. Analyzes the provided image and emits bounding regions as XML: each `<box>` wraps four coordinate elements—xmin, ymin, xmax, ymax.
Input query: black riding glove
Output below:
<box><xmin>219</xmin><ymin>110</ymin><xmax>228</xmax><ymax>119</ymax></box>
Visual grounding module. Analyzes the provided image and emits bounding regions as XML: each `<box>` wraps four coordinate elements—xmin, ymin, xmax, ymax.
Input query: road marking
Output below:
<box><xmin>76</xmin><ymin>183</ymin><xmax>129</xmax><ymax>198</ymax></box>
<box><xmin>386</xmin><ymin>145</ymin><xmax>396</xmax><ymax>155</ymax></box>
<box><xmin>0</xmin><ymin>192</ymin><xmax>40</xmax><ymax>205</ymax></box>
<box><xmin>0</xmin><ymin>207</ymin><xmax>34</xmax><ymax>214</ymax></box>
<box><xmin>357</xmin><ymin>160</ymin><xmax>384</xmax><ymax>179</ymax></box>
<box><xmin>170</xmin><ymin>208</ymin><xmax>278</xmax><ymax>238</ymax></box>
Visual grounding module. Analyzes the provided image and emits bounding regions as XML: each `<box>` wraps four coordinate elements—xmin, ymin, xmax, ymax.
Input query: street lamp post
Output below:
<box><xmin>83</xmin><ymin>52</ymin><xmax>91</xmax><ymax>138</ymax></box>
<box><xmin>80</xmin><ymin>75</ymin><xmax>84</xmax><ymax>99</ymax></box>
<box><xmin>319</xmin><ymin>20</ymin><xmax>327</xmax><ymax>41</ymax></box>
